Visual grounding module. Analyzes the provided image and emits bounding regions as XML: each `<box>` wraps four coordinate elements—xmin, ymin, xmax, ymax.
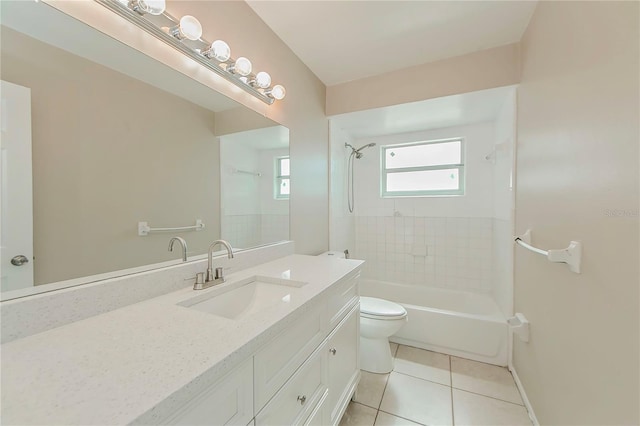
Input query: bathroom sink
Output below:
<box><xmin>178</xmin><ymin>275</ymin><xmax>307</xmax><ymax>320</ymax></box>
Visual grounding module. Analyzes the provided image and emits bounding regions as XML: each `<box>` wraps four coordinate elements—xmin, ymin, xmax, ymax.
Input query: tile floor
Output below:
<box><xmin>340</xmin><ymin>343</ymin><xmax>531</xmax><ymax>426</ymax></box>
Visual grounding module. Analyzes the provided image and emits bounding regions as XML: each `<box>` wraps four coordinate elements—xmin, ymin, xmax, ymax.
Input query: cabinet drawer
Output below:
<box><xmin>327</xmin><ymin>272</ymin><xmax>359</xmax><ymax>330</ymax></box>
<box><xmin>304</xmin><ymin>390</ymin><xmax>327</xmax><ymax>426</ymax></box>
<box><xmin>254</xmin><ymin>303</ymin><xmax>326</xmax><ymax>411</ymax></box>
<box><xmin>256</xmin><ymin>342</ymin><xmax>328</xmax><ymax>426</ymax></box>
<box><xmin>164</xmin><ymin>358</ymin><xmax>253</xmax><ymax>426</ymax></box>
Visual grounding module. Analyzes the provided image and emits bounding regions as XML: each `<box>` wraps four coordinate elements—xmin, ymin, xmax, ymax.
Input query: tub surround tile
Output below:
<box><xmin>393</xmin><ymin>346</ymin><xmax>451</xmax><ymax>386</ymax></box>
<box><xmin>451</xmin><ymin>357</ymin><xmax>523</xmax><ymax>405</ymax></box>
<box><xmin>355</xmin><ymin>371</ymin><xmax>390</xmax><ymax>409</ymax></box>
<box><xmin>375</xmin><ymin>411</ymin><xmax>423</xmax><ymax>426</ymax></box>
<box><xmin>354</xmin><ymin>216</ymin><xmax>493</xmax><ymax>293</ymax></box>
<box><xmin>380</xmin><ymin>372</ymin><xmax>452</xmax><ymax>426</ymax></box>
<box><xmin>340</xmin><ymin>402</ymin><xmax>377</xmax><ymax>426</ymax></box>
<box><xmin>452</xmin><ymin>389</ymin><xmax>531</xmax><ymax>425</ymax></box>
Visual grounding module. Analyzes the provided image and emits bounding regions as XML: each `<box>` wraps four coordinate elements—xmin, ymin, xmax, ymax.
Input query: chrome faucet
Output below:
<box><xmin>194</xmin><ymin>239</ymin><xmax>234</xmax><ymax>290</ymax></box>
<box><xmin>168</xmin><ymin>237</ymin><xmax>188</xmax><ymax>262</ymax></box>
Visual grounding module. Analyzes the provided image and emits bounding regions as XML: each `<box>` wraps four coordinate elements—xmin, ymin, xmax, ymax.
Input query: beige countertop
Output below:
<box><xmin>0</xmin><ymin>254</ymin><xmax>363</xmax><ymax>425</ymax></box>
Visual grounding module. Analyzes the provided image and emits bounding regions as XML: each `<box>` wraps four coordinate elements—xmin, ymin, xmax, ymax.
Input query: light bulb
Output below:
<box><xmin>230</xmin><ymin>57</ymin><xmax>252</xmax><ymax>76</ymax></box>
<box><xmin>176</xmin><ymin>15</ymin><xmax>202</xmax><ymax>41</ymax></box>
<box><xmin>254</xmin><ymin>71</ymin><xmax>271</xmax><ymax>89</ymax></box>
<box><xmin>267</xmin><ymin>84</ymin><xmax>286</xmax><ymax>100</ymax></box>
<box><xmin>204</xmin><ymin>40</ymin><xmax>231</xmax><ymax>62</ymax></box>
<box><xmin>129</xmin><ymin>0</ymin><xmax>165</xmax><ymax>15</ymax></box>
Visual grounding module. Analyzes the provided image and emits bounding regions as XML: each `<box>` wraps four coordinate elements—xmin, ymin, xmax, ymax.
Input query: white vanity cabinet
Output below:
<box><xmin>164</xmin><ymin>270</ymin><xmax>360</xmax><ymax>426</ymax></box>
<box><xmin>325</xmin><ymin>305</ymin><xmax>360</xmax><ymax>426</ymax></box>
<box><xmin>163</xmin><ymin>358</ymin><xmax>254</xmax><ymax>426</ymax></box>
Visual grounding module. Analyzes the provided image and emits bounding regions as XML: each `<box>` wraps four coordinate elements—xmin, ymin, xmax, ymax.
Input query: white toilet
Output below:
<box><xmin>317</xmin><ymin>252</ymin><xmax>408</xmax><ymax>374</ymax></box>
<box><xmin>359</xmin><ymin>296</ymin><xmax>408</xmax><ymax>374</ymax></box>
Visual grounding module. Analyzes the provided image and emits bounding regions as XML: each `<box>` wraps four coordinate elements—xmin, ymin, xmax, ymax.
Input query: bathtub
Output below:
<box><xmin>359</xmin><ymin>279</ymin><xmax>508</xmax><ymax>366</ymax></box>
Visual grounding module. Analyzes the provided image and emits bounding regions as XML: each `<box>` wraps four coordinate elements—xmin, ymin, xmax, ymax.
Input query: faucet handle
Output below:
<box><xmin>215</xmin><ymin>267</ymin><xmax>225</xmax><ymax>282</ymax></box>
<box><xmin>195</xmin><ymin>272</ymin><xmax>205</xmax><ymax>285</ymax></box>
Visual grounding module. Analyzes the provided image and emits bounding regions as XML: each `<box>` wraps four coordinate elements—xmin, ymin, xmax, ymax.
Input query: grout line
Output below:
<box><xmin>392</xmin><ymin>370</ymin><xmax>451</xmax><ymax>388</ymax></box>
<box><xmin>372</xmin><ymin>407</ymin><xmax>380</xmax><ymax>426</ymax></box>
<box><xmin>357</xmin><ymin>400</ymin><xmax>382</xmax><ymax>411</ymax></box>
<box><xmin>452</xmin><ymin>387</ymin><xmax>526</xmax><ymax>407</ymax></box>
<box><xmin>377</xmin><ymin>372</ymin><xmax>391</xmax><ymax>411</ymax></box>
<box><xmin>450</xmin><ymin>355</ymin><xmax>455</xmax><ymax>426</ymax></box>
<box><xmin>378</xmin><ymin>409</ymin><xmax>427</xmax><ymax>425</ymax></box>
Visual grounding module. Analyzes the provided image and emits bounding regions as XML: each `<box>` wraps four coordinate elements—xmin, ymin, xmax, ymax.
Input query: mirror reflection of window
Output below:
<box><xmin>276</xmin><ymin>156</ymin><xmax>290</xmax><ymax>199</ymax></box>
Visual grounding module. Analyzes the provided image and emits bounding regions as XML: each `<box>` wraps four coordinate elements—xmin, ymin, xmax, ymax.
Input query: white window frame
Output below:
<box><xmin>275</xmin><ymin>156</ymin><xmax>290</xmax><ymax>200</ymax></box>
<box><xmin>381</xmin><ymin>137</ymin><xmax>465</xmax><ymax>197</ymax></box>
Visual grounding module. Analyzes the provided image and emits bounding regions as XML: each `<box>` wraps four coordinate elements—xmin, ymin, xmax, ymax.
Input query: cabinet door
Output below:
<box><xmin>164</xmin><ymin>358</ymin><xmax>253</xmax><ymax>426</ymax></box>
<box><xmin>326</xmin><ymin>304</ymin><xmax>360</xmax><ymax>426</ymax></box>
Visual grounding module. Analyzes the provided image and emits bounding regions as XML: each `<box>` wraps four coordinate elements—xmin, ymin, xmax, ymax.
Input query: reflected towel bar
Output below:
<box><xmin>232</xmin><ymin>168</ymin><xmax>262</xmax><ymax>177</ymax></box>
<box><xmin>138</xmin><ymin>219</ymin><xmax>205</xmax><ymax>236</ymax></box>
<box><xmin>514</xmin><ymin>229</ymin><xmax>582</xmax><ymax>274</ymax></box>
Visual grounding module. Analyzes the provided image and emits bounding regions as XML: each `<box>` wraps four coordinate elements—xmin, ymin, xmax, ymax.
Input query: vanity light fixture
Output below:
<box><xmin>170</xmin><ymin>15</ymin><xmax>202</xmax><ymax>41</ymax></box>
<box><xmin>129</xmin><ymin>0</ymin><xmax>165</xmax><ymax>16</ymax></box>
<box><xmin>203</xmin><ymin>40</ymin><xmax>231</xmax><ymax>62</ymax></box>
<box><xmin>228</xmin><ymin>57</ymin><xmax>252</xmax><ymax>76</ymax></box>
<box><xmin>252</xmin><ymin>71</ymin><xmax>271</xmax><ymax>89</ymax></box>
<box><xmin>96</xmin><ymin>0</ymin><xmax>285</xmax><ymax>104</ymax></box>
<box><xmin>266</xmin><ymin>84</ymin><xmax>286</xmax><ymax>101</ymax></box>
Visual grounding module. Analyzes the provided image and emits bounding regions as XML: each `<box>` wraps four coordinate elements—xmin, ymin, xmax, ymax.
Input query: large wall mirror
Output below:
<box><xmin>0</xmin><ymin>1</ymin><xmax>289</xmax><ymax>299</ymax></box>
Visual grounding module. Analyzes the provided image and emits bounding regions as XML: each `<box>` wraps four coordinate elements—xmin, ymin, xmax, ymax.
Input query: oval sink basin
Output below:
<box><xmin>179</xmin><ymin>275</ymin><xmax>307</xmax><ymax>320</ymax></box>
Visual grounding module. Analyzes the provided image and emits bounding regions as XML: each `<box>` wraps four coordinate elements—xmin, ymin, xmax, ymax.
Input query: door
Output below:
<box><xmin>1</xmin><ymin>80</ymin><xmax>34</xmax><ymax>291</ymax></box>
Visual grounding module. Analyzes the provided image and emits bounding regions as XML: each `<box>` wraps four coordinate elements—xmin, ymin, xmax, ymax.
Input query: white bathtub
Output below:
<box><xmin>359</xmin><ymin>279</ymin><xmax>508</xmax><ymax>366</ymax></box>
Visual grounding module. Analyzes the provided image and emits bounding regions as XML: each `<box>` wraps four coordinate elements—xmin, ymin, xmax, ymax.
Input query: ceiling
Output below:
<box><xmin>247</xmin><ymin>1</ymin><xmax>537</xmax><ymax>86</ymax></box>
<box><xmin>331</xmin><ymin>86</ymin><xmax>515</xmax><ymax>139</ymax></box>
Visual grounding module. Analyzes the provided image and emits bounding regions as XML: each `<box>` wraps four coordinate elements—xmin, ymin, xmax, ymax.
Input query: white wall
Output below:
<box><xmin>220</xmin><ymin>142</ymin><xmax>289</xmax><ymax>249</ymax></box>
<box><xmin>349</xmin><ymin>122</ymin><xmax>498</xmax><ymax>292</ymax></box>
<box><xmin>492</xmin><ymin>90</ymin><xmax>517</xmax><ymax>317</ymax></box>
<box><xmin>329</xmin><ymin>123</ymin><xmax>356</xmax><ymax>253</ymax></box>
<box><xmin>219</xmin><ymin>139</ymin><xmax>261</xmax><ymax>248</ymax></box>
<box><xmin>259</xmin><ymin>148</ymin><xmax>290</xmax><ymax>244</ymax></box>
<box><xmin>514</xmin><ymin>1</ymin><xmax>639</xmax><ymax>423</ymax></box>
<box><xmin>326</xmin><ymin>44</ymin><xmax>520</xmax><ymax>116</ymax></box>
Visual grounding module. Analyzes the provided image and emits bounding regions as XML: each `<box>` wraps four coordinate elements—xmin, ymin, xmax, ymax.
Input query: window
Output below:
<box><xmin>275</xmin><ymin>156</ymin><xmax>290</xmax><ymax>199</ymax></box>
<box><xmin>381</xmin><ymin>138</ymin><xmax>464</xmax><ymax>197</ymax></box>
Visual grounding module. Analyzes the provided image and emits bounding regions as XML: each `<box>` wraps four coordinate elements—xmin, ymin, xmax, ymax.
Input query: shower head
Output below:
<box><xmin>345</xmin><ymin>142</ymin><xmax>376</xmax><ymax>159</ymax></box>
<box><xmin>355</xmin><ymin>142</ymin><xmax>376</xmax><ymax>152</ymax></box>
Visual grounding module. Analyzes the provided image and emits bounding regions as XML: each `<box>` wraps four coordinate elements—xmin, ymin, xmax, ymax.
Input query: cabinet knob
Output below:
<box><xmin>11</xmin><ymin>255</ymin><xmax>29</xmax><ymax>266</ymax></box>
<box><xmin>297</xmin><ymin>395</ymin><xmax>306</xmax><ymax>405</ymax></box>
<box><xmin>329</xmin><ymin>348</ymin><xmax>337</xmax><ymax>355</ymax></box>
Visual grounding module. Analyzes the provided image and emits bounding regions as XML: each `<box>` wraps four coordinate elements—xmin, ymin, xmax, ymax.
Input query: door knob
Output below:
<box><xmin>11</xmin><ymin>255</ymin><xmax>29</xmax><ymax>266</ymax></box>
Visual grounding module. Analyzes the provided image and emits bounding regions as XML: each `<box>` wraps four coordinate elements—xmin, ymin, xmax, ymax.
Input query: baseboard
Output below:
<box><xmin>508</xmin><ymin>362</ymin><xmax>539</xmax><ymax>426</ymax></box>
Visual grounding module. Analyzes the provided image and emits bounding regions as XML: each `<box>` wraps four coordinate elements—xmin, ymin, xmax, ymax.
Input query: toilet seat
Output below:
<box><xmin>360</xmin><ymin>297</ymin><xmax>407</xmax><ymax>320</ymax></box>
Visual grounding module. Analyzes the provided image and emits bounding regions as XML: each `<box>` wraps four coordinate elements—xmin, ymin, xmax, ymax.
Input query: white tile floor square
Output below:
<box><xmin>340</xmin><ymin>344</ymin><xmax>531</xmax><ymax>426</ymax></box>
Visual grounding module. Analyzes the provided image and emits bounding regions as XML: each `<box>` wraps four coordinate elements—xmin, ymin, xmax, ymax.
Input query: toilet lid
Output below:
<box><xmin>360</xmin><ymin>297</ymin><xmax>407</xmax><ymax>318</ymax></box>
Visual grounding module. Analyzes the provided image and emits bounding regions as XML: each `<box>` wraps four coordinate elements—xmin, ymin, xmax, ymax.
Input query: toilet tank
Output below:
<box><xmin>317</xmin><ymin>251</ymin><xmax>348</xmax><ymax>259</ymax></box>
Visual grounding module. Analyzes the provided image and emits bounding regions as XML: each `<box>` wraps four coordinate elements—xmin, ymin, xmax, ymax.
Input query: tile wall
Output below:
<box><xmin>355</xmin><ymin>216</ymin><xmax>493</xmax><ymax>292</ymax></box>
<box><xmin>222</xmin><ymin>214</ymin><xmax>289</xmax><ymax>249</ymax></box>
